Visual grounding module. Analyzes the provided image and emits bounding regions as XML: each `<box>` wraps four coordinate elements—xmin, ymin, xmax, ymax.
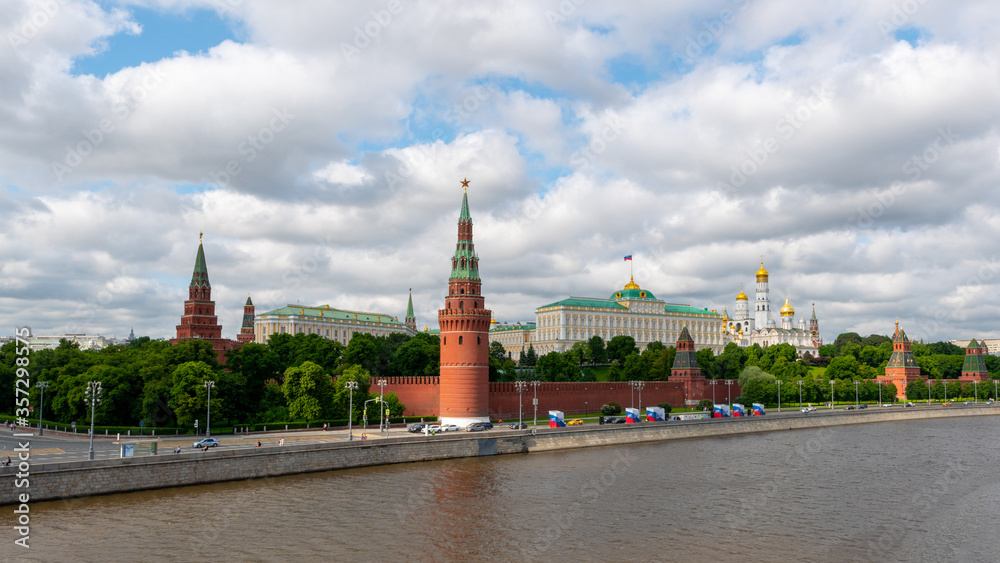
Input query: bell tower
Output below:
<box><xmin>438</xmin><ymin>179</ymin><xmax>492</xmax><ymax>425</ymax></box>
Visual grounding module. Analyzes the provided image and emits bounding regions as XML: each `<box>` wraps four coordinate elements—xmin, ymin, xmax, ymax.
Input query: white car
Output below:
<box><xmin>882</xmin><ymin>403</ymin><xmax>893</xmax><ymax>407</ymax></box>
<box><xmin>427</xmin><ymin>424</ymin><xmax>441</xmax><ymax>433</ymax></box>
<box><xmin>800</xmin><ymin>407</ymin><xmax>813</xmax><ymax>413</ymax></box>
<box><xmin>441</xmin><ymin>424</ymin><xmax>460</xmax><ymax>432</ymax></box>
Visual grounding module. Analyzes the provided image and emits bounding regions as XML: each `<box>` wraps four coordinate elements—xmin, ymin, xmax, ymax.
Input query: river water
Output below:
<box><xmin>6</xmin><ymin>416</ymin><xmax>1000</xmax><ymax>562</ymax></box>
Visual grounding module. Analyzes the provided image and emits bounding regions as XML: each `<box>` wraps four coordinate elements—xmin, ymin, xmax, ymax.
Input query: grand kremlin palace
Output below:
<box><xmin>253</xmin><ymin>293</ymin><xmax>419</xmax><ymax>345</ymax></box>
<box><xmin>489</xmin><ymin>277</ymin><xmax>726</xmax><ymax>361</ymax></box>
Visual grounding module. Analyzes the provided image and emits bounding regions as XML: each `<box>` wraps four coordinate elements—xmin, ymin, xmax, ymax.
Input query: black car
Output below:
<box><xmin>508</xmin><ymin>422</ymin><xmax>527</xmax><ymax>429</ymax></box>
<box><xmin>845</xmin><ymin>405</ymin><xmax>855</xmax><ymax>410</ymax></box>
<box><xmin>480</xmin><ymin>421</ymin><xmax>494</xmax><ymax>429</ymax></box>
<box><xmin>407</xmin><ymin>423</ymin><xmax>426</xmax><ymax>433</ymax></box>
<box><xmin>858</xmin><ymin>404</ymin><xmax>868</xmax><ymax>409</ymax></box>
<box><xmin>604</xmin><ymin>417</ymin><xmax>618</xmax><ymax>424</ymax></box>
<box><xmin>612</xmin><ymin>417</ymin><xmax>626</xmax><ymax>423</ymax></box>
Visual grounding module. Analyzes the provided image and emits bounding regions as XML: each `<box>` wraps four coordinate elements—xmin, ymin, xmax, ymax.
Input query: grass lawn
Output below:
<box><xmin>581</xmin><ymin>365</ymin><xmax>612</xmax><ymax>381</ymax></box>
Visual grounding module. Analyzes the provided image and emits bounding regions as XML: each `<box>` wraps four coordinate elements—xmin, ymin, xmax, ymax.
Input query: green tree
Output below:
<box><xmin>588</xmin><ymin>335</ymin><xmax>607</xmax><ymax>364</ymax></box>
<box><xmin>826</xmin><ymin>356</ymin><xmax>861</xmax><ymax>380</ymax></box>
<box><xmin>714</xmin><ymin>343</ymin><xmax>745</xmax><ymax>380</ymax></box>
<box><xmin>818</xmin><ymin>344</ymin><xmax>836</xmax><ymax>358</ymax></box>
<box><xmin>281</xmin><ymin>361</ymin><xmax>336</xmax><ymax>421</ymax></box>
<box><xmin>389</xmin><ymin>332</ymin><xmax>439</xmax><ymax>377</ymax></box>
<box><xmin>833</xmin><ymin>332</ymin><xmax>863</xmax><ymax>355</ymax></box>
<box><xmin>521</xmin><ymin>344</ymin><xmax>538</xmax><ymax>367</ymax></box>
<box><xmin>622</xmin><ymin>352</ymin><xmax>645</xmax><ymax>381</ymax></box>
<box><xmin>738</xmin><ymin>365</ymin><xmax>775</xmax><ymax>389</ymax></box>
<box><xmin>170</xmin><ymin>361</ymin><xmax>219</xmax><ymax>427</ymax></box>
<box><xmin>606</xmin><ymin>336</ymin><xmax>638</xmax><ymax>364</ymax></box>
<box><xmin>489</xmin><ymin>340</ymin><xmax>507</xmax><ymax>361</ymax></box>
<box><xmin>861</xmin><ymin>334</ymin><xmax>891</xmax><ymax>348</ymax></box>
<box><xmin>696</xmin><ymin>348</ymin><xmax>717</xmax><ymax>378</ymax></box>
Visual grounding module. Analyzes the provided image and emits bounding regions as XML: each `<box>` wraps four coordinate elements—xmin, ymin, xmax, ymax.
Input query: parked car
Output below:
<box><xmin>567</xmin><ymin>419</ymin><xmax>584</xmax><ymax>426</ymax></box>
<box><xmin>466</xmin><ymin>424</ymin><xmax>486</xmax><ymax>432</ymax></box>
<box><xmin>882</xmin><ymin>403</ymin><xmax>893</xmax><ymax>407</ymax></box>
<box><xmin>508</xmin><ymin>422</ymin><xmax>527</xmax><ymax>429</ymax></box>
<box><xmin>612</xmin><ymin>417</ymin><xmax>626</xmax><ymax>423</ymax></box>
<box><xmin>441</xmin><ymin>424</ymin><xmax>460</xmax><ymax>432</ymax></box>
<box><xmin>844</xmin><ymin>405</ymin><xmax>855</xmax><ymax>410</ymax></box>
<box><xmin>604</xmin><ymin>417</ymin><xmax>619</xmax><ymax>424</ymax></box>
<box><xmin>408</xmin><ymin>423</ymin><xmax>426</xmax><ymax>433</ymax></box>
<box><xmin>480</xmin><ymin>421</ymin><xmax>494</xmax><ymax>429</ymax></box>
<box><xmin>905</xmin><ymin>402</ymin><xmax>915</xmax><ymax>407</ymax></box>
<box><xmin>800</xmin><ymin>407</ymin><xmax>815</xmax><ymax>413</ymax></box>
<box><xmin>427</xmin><ymin>424</ymin><xmax>442</xmax><ymax>432</ymax></box>
<box><xmin>942</xmin><ymin>402</ymin><xmax>952</xmax><ymax>406</ymax></box>
<box><xmin>858</xmin><ymin>404</ymin><xmax>868</xmax><ymax>409</ymax></box>
<box><xmin>192</xmin><ymin>438</ymin><xmax>220</xmax><ymax>448</ymax></box>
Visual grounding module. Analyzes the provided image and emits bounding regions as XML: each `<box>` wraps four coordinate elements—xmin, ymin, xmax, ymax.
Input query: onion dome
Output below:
<box><xmin>780</xmin><ymin>296</ymin><xmax>795</xmax><ymax>317</ymax></box>
<box><xmin>624</xmin><ymin>276</ymin><xmax>640</xmax><ymax>290</ymax></box>
<box><xmin>756</xmin><ymin>257</ymin><xmax>769</xmax><ymax>282</ymax></box>
<box><xmin>736</xmin><ymin>283</ymin><xmax>748</xmax><ymax>301</ymax></box>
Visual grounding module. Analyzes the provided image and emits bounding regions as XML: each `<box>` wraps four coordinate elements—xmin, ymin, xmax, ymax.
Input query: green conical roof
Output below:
<box><xmin>190</xmin><ymin>240</ymin><xmax>211</xmax><ymax>288</ymax></box>
<box><xmin>406</xmin><ymin>289</ymin><xmax>415</xmax><ymax>319</ymax></box>
<box><xmin>245</xmin><ymin>294</ymin><xmax>253</xmax><ymax>306</ymax></box>
<box><xmin>459</xmin><ymin>189</ymin><xmax>471</xmax><ymax>222</ymax></box>
<box><xmin>677</xmin><ymin>325</ymin><xmax>693</xmax><ymax>342</ymax></box>
<box><xmin>811</xmin><ymin>303</ymin><xmax>817</xmax><ymax>321</ymax></box>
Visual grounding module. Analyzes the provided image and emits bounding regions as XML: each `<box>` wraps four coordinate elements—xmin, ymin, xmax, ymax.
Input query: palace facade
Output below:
<box><xmin>254</xmin><ymin>303</ymin><xmax>416</xmax><ymax>345</ymax></box>
<box><xmin>489</xmin><ymin>277</ymin><xmax>726</xmax><ymax>361</ymax></box>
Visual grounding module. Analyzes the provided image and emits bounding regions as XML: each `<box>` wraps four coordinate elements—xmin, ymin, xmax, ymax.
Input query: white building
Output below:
<box><xmin>25</xmin><ymin>333</ymin><xmax>109</xmax><ymax>352</ymax></box>
<box><xmin>490</xmin><ymin>277</ymin><xmax>726</xmax><ymax>361</ymax></box>
<box><xmin>722</xmin><ymin>258</ymin><xmax>821</xmax><ymax>354</ymax></box>
<box><xmin>254</xmin><ymin>304</ymin><xmax>416</xmax><ymax>345</ymax></box>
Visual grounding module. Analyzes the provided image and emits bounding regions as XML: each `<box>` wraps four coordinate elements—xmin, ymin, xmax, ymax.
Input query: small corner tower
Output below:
<box><xmin>671</xmin><ymin>325</ymin><xmax>704</xmax><ymax>405</ymax></box>
<box><xmin>885</xmin><ymin>320</ymin><xmax>921</xmax><ymax>400</ymax></box>
<box><xmin>959</xmin><ymin>338</ymin><xmax>989</xmax><ymax>382</ymax></box>
<box><xmin>405</xmin><ymin>288</ymin><xmax>417</xmax><ymax>332</ymax></box>
<box><xmin>237</xmin><ymin>294</ymin><xmax>255</xmax><ymax>343</ymax></box>
<box><xmin>438</xmin><ymin>179</ymin><xmax>492</xmax><ymax>425</ymax></box>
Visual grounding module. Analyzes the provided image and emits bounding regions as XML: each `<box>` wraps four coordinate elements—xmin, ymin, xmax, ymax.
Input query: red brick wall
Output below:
<box><xmin>387</xmin><ymin>378</ymin><xmax>742</xmax><ymax>418</ymax></box>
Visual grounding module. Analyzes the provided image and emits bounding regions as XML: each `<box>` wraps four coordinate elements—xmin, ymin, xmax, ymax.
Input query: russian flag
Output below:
<box><xmin>624</xmin><ymin>255</ymin><xmax>632</xmax><ymax>261</ymax></box>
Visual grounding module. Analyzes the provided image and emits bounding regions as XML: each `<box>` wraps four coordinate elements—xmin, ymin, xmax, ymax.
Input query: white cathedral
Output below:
<box><xmin>721</xmin><ymin>258</ymin><xmax>822</xmax><ymax>355</ymax></box>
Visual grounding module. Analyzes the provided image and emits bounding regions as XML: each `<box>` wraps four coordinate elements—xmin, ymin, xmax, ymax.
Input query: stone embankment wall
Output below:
<box><xmin>2</xmin><ymin>406</ymin><xmax>997</xmax><ymax>505</ymax></box>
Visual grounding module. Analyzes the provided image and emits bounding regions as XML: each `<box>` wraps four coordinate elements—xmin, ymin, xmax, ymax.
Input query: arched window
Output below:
<box><xmin>460</xmin><ymin>288</ymin><xmax>465</xmax><ymax>294</ymax></box>
<box><xmin>459</xmin><ymin>336</ymin><xmax>464</xmax><ymax>345</ymax></box>
<box><xmin>459</xmin><ymin>301</ymin><xmax>464</xmax><ymax>310</ymax></box>
<box><xmin>443</xmin><ymin>337</ymin><xmax>447</xmax><ymax>345</ymax></box>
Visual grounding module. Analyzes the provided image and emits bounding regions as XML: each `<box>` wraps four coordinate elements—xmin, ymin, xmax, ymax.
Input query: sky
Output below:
<box><xmin>1</xmin><ymin>0</ymin><xmax>999</xmax><ymax>345</ymax></box>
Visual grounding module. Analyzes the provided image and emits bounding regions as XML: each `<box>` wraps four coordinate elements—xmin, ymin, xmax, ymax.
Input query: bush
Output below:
<box><xmin>657</xmin><ymin>402</ymin><xmax>672</xmax><ymax>414</ymax></box>
<box><xmin>601</xmin><ymin>402</ymin><xmax>622</xmax><ymax>416</ymax></box>
<box><xmin>697</xmin><ymin>399</ymin><xmax>713</xmax><ymax>411</ymax></box>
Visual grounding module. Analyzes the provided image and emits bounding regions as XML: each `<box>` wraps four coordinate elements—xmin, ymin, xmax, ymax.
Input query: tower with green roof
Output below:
<box><xmin>671</xmin><ymin>325</ymin><xmax>704</xmax><ymax>404</ymax></box>
<box><xmin>237</xmin><ymin>294</ymin><xmax>256</xmax><ymax>343</ymax></box>
<box><xmin>438</xmin><ymin>179</ymin><xmax>492</xmax><ymax>426</ymax></box>
<box><xmin>959</xmin><ymin>338</ymin><xmax>988</xmax><ymax>382</ymax></box>
<box><xmin>405</xmin><ymin>289</ymin><xmax>417</xmax><ymax>331</ymax></box>
<box><xmin>176</xmin><ymin>233</ymin><xmax>223</xmax><ymax>342</ymax></box>
<box><xmin>885</xmin><ymin>320</ymin><xmax>921</xmax><ymax>401</ymax></box>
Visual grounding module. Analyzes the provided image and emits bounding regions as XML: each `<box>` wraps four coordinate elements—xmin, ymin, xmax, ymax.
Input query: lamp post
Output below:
<box><xmin>725</xmin><ymin>380</ymin><xmax>733</xmax><ymax>409</ymax></box>
<box><xmin>830</xmin><ymin>380</ymin><xmax>835</xmax><ymax>409</ymax></box>
<box><xmin>974</xmin><ymin>380</ymin><xmax>978</xmax><ymax>404</ymax></box>
<box><xmin>203</xmin><ymin>380</ymin><xmax>215</xmax><ymax>438</ymax></box>
<box><xmin>84</xmin><ymin>381</ymin><xmax>102</xmax><ymax>461</ymax></box>
<box><xmin>363</xmin><ymin>398</ymin><xmax>378</xmax><ymax>432</ymax></box>
<box><xmin>377</xmin><ymin>379</ymin><xmax>387</xmax><ymax>433</ymax></box>
<box><xmin>346</xmin><ymin>381</ymin><xmax>358</xmax><ymax>440</ymax></box>
<box><xmin>927</xmin><ymin>378</ymin><xmax>931</xmax><ymax>406</ymax></box>
<box><xmin>532</xmin><ymin>380</ymin><xmax>540</xmax><ymax>427</ymax></box>
<box><xmin>710</xmin><ymin>380</ymin><xmax>718</xmax><ymax>404</ymax></box>
<box><xmin>994</xmin><ymin>379</ymin><xmax>998</xmax><ymax>402</ymax></box>
<box><xmin>515</xmin><ymin>381</ymin><xmax>527</xmax><ymax>429</ymax></box>
<box><xmin>776</xmin><ymin>380</ymin><xmax>781</xmax><ymax>412</ymax></box>
<box><xmin>36</xmin><ymin>381</ymin><xmax>49</xmax><ymax>436</ymax></box>
<box><xmin>797</xmin><ymin>380</ymin><xmax>803</xmax><ymax>409</ymax></box>
<box><xmin>944</xmin><ymin>380</ymin><xmax>948</xmax><ymax>404</ymax></box>
<box><xmin>878</xmin><ymin>379</ymin><xmax>883</xmax><ymax>406</ymax></box>
<box><xmin>854</xmin><ymin>380</ymin><xmax>860</xmax><ymax>408</ymax></box>
<box><xmin>630</xmin><ymin>381</ymin><xmax>645</xmax><ymax>418</ymax></box>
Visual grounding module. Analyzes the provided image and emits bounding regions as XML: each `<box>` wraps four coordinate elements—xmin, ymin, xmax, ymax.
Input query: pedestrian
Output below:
<box><xmin>256</xmin><ymin>440</ymin><xmax>261</xmax><ymax>448</ymax></box>
<box><xmin>3</xmin><ymin>456</ymin><xmax>10</xmax><ymax>466</ymax></box>
<box><xmin>279</xmin><ymin>438</ymin><xmax>284</xmax><ymax>446</ymax></box>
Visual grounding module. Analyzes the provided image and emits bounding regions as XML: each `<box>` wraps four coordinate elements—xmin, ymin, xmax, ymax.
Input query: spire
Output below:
<box><xmin>811</xmin><ymin>303</ymin><xmax>817</xmax><ymax>321</ymax></box>
<box><xmin>450</xmin><ymin>180</ymin><xmax>480</xmax><ymax>281</ymax></box>
<box><xmin>459</xmin><ymin>182</ymin><xmax>472</xmax><ymax>222</ymax></box>
<box><xmin>406</xmin><ymin>288</ymin><xmax>415</xmax><ymax>319</ymax></box>
<box><xmin>678</xmin><ymin>324</ymin><xmax>693</xmax><ymax>342</ymax></box>
<box><xmin>245</xmin><ymin>293</ymin><xmax>253</xmax><ymax>306</ymax></box>
<box><xmin>190</xmin><ymin>236</ymin><xmax>211</xmax><ymax>289</ymax></box>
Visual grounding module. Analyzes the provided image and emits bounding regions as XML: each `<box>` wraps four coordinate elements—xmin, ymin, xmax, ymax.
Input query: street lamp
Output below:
<box><xmin>710</xmin><ymin>379</ymin><xmax>718</xmax><ymax>404</ymax></box>
<box><xmin>995</xmin><ymin>379</ymin><xmax>998</xmax><ymax>402</ymax></box>
<box><xmin>854</xmin><ymin>380</ymin><xmax>860</xmax><ymax>408</ymax></box>
<box><xmin>974</xmin><ymin>380</ymin><xmax>978</xmax><ymax>404</ymax></box>
<box><xmin>927</xmin><ymin>378</ymin><xmax>931</xmax><ymax>406</ymax></box>
<box><xmin>363</xmin><ymin>398</ymin><xmax>378</xmax><ymax>431</ymax></box>
<box><xmin>377</xmin><ymin>378</ymin><xmax>387</xmax><ymax>433</ymax></box>
<box><xmin>776</xmin><ymin>380</ymin><xmax>781</xmax><ymax>412</ymax></box>
<box><xmin>944</xmin><ymin>380</ymin><xmax>948</xmax><ymax>404</ymax></box>
<box><xmin>830</xmin><ymin>380</ymin><xmax>835</xmax><ymax>410</ymax></box>
<box><xmin>631</xmin><ymin>381</ymin><xmax>646</xmax><ymax>417</ymax></box>
<box><xmin>515</xmin><ymin>381</ymin><xmax>527</xmax><ymax>429</ymax></box>
<box><xmin>878</xmin><ymin>379</ymin><xmax>883</xmax><ymax>406</ymax></box>
<box><xmin>346</xmin><ymin>381</ymin><xmax>358</xmax><ymax>440</ymax></box>
<box><xmin>797</xmin><ymin>380</ymin><xmax>803</xmax><ymax>409</ymax></box>
<box><xmin>725</xmin><ymin>380</ymin><xmax>733</xmax><ymax>409</ymax></box>
<box><xmin>531</xmin><ymin>380</ymin><xmax>540</xmax><ymax>427</ymax></box>
<box><xmin>84</xmin><ymin>381</ymin><xmax>102</xmax><ymax>461</ymax></box>
<box><xmin>36</xmin><ymin>381</ymin><xmax>49</xmax><ymax>436</ymax></box>
<box><xmin>203</xmin><ymin>380</ymin><xmax>215</xmax><ymax>438</ymax></box>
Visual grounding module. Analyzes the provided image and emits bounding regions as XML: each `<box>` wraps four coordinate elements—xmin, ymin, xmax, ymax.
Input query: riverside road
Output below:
<box><xmin>1</xmin><ymin>402</ymin><xmax>988</xmax><ymax>465</ymax></box>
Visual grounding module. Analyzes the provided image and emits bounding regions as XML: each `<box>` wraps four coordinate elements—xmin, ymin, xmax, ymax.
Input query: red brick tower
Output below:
<box><xmin>176</xmin><ymin>233</ymin><xmax>223</xmax><ymax>340</ymax></box>
<box><xmin>438</xmin><ymin>179</ymin><xmax>492</xmax><ymax>425</ymax></box>
<box><xmin>884</xmin><ymin>320</ymin><xmax>921</xmax><ymax>400</ymax></box>
<box><xmin>237</xmin><ymin>294</ymin><xmax>255</xmax><ymax>343</ymax></box>
<box><xmin>671</xmin><ymin>325</ymin><xmax>705</xmax><ymax>405</ymax></box>
<box><xmin>172</xmin><ymin>233</ymin><xmax>242</xmax><ymax>363</ymax></box>
<box><xmin>959</xmin><ymin>338</ymin><xmax>989</xmax><ymax>382</ymax></box>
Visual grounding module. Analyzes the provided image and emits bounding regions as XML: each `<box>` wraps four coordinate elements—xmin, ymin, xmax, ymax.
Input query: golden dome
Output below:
<box><xmin>756</xmin><ymin>256</ymin><xmax>769</xmax><ymax>281</ymax></box>
<box><xmin>736</xmin><ymin>283</ymin><xmax>748</xmax><ymax>301</ymax></box>
<box><xmin>623</xmin><ymin>276</ymin><xmax>640</xmax><ymax>290</ymax></box>
<box><xmin>491</xmin><ymin>317</ymin><xmax>497</xmax><ymax>325</ymax></box>
<box><xmin>780</xmin><ymin>296</ymin><xmax>795</xmax><ymax>316</ymax></box>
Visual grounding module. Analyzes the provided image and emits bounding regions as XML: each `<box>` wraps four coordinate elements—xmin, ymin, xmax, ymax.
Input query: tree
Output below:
<box><xmin>170</xmin><ymin>361</ymin><xmax>219</xmax><ymax>427</ymax></box>
<box><xmin>601</xmin><ymin>402</ymin><xmax>622</xmax><ymax>415</ymax></box>
<box><xmin>389</xmin><ymin>332</ymin><xmax>439</xmax><ymax>377</ymax></box>
<box><xmin>697</xmin><ymin>399</ymin><xmax>713</xmax><ymax>410</ymax></box>
<box><xmin>521</xmin><ymin>344</ymin><xmax>538</xmax><ymax>367</ymax></box>
<box><xmin>657</xmin><ymin>402</ymin><xmax>672</xmax><ymax>415</ymax></box>
<box><xmin>714</xmin><ymin>343</ymin><xmax>745</xmax><ymax>380</ymax></box>
<box><xmin>588</xmin><ymin>335</ymin><xmax>607</xmax><ymax>364</ymax></box>
<box><xmin>606</xmin><ymin>336</ymin><xmax>638</xmax><ymax>364</ymax></box>
<box><xmin>343</xmin><ymin>333</ymin><xmax>380</xmax><ymax>375</ymax></box>
<box><xmin>536</xmin><ymin>352</ymin><xmax>578</xmax><ymax>382</ymax></box>
<box><xmin>281</xmin><ymin>361</ymin><xmax>336</xmax><ymax>421</ymax></box>
<box><xmin>333</xmin><ymin>364</ymin><xmax>371</xmax><ymax>421</ymax></box>
<box><xmin>622</xmin><ymin>352</ymin><xmax>645</xmax><ymax>381</ymax></box>
<box><xmin>833</xmin><ymin>332</ymin><xmax>863</xmax><ymax>354</ymax></box>
<box><xmin>489</xmin><ymin>340</ymin><xmax>508</xmax><ymax>361</ymax></box>
<box><xmin>818</xmin><ymin>344</ymin><xmax>836</xmax><ymax>358</ymax></box>
<box><xmin>696</xmin><ymin>348</ymin><xmax>717</xmax><ymax>378</ymax></box>
<box><xmin>741</xmin><ymin>378</ymin><xmax>773</xmax><ymax>405</ymax></box>
<box><xmin>861</xmin><ymin>334</ymin><xmax>891</xmax><ymax>348</ymax></box>
<box><xmin>738</xmin><ymin>365</ymin><xmax>775</xmax><ymax>389</ymax></box>
<box><xmin>825</xmin><ymin>356</ymin><xmax>861</xmax><ymax>380</ymax></box>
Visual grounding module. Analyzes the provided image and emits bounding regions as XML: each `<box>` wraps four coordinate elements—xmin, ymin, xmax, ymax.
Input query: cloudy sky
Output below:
<box><xmin>2</xmin><ymin>0</ymin><xmax>998</xmax><ymax>344</ymax></box>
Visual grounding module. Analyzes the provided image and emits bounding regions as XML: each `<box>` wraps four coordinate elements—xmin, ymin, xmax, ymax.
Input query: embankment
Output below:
<box><xmin>3</xmin><ymin>406</ymin><xmax>997</xmax><ymax>505</ymax></box>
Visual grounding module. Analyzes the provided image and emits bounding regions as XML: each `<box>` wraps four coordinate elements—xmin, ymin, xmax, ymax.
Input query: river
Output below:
<box><xmin>6</xmin><ymin>416</ymin><xmax>1000</xmax><ymax>562</ymax></box>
